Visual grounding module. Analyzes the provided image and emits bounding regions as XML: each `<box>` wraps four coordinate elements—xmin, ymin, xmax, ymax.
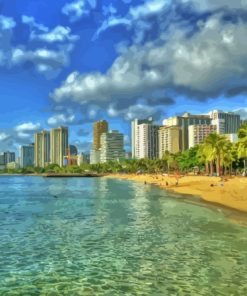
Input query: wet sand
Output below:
<box><xmin>107</xmin><ymin>174</ymin><xmax>247</xmax><ymax>214</ymax></box>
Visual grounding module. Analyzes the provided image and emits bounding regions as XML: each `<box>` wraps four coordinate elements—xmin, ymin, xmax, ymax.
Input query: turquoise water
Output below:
<box><xmin>1</xmin><ymin>177</ymin><xmax>247</xmax><ymax>295</ymax></box>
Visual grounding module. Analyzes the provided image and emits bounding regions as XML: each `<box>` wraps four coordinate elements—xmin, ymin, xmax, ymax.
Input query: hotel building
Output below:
<box><xmin>20</xmin><ymin>144</ymin><xmax>34</xmax><ymax>168</ymax></box>
<box><xmin>34</xmin><ymin>130</ymin><xmax>50</xmax><ymax>167</ymax></box>
<box><xmin>164</xmin><ymin>113</ymin><xmax>212</xmax><ymax>151</ymax></box>
<box><xmin>93</xmin><ymin>120</ymin><xmax>108</xmax><ymax>150</ymax></box>
<box><xmin>209</xmin><ymin>110</ymin><xmax>241</xmax><ymax>134</ymax></box>
<box><xmin>188</xmin><ymin>124</ymin><xmax>217</xmax><ymax>148</ymax></box>
<box><xmin>159</xmin><ymin>126</ymin><xmax>181</xmax><ymax>158</ymax></box>
<box><xmin>100</xmin><ymin>130</ymin><xmax>124</xmax><ymax>163</ymax></box>
<box><xmin>131</xmin><ymin>118</ymin><xmax>159</xmax><ymax>159</ymax></box>
<box><xmin>50</xmin><ymin>127</ymin><xmax>68</xmax><ymax>167</ymax></box>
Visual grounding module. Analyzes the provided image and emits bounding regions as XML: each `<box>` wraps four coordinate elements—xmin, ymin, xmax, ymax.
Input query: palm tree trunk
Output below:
<box><xmin>210</xmin><ymin>161</ymin><xmax>213</xmax><ymax>176</ymax></box>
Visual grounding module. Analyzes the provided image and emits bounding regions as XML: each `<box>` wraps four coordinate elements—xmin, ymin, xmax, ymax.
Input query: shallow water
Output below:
<box><xmin>0</xmin><ymin>176</ymin><xmax>247</xmax><ymax>295</ymax></box>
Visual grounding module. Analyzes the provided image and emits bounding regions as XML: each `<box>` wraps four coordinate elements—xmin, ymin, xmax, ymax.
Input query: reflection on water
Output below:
<box><xmin>0</xmin><ymin>176</ymin><xmax>247</xmax><ymax>295</ymax></box>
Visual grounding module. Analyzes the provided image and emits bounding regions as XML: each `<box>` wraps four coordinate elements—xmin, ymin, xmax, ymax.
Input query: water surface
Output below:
<box><xmin>0</xmin><ymin>176</ymin><xmax>247</xmax><ymax>295</ymax></box>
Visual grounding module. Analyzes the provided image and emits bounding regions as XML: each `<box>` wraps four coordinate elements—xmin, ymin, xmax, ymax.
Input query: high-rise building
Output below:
<box><xmin>2</xmin><ymin>151</ymin><xmax>15</xmax><ymax>164</ymax></box>
<box><xmin>159</xmin><ymin>126</ymin><xmax>181</xmax><ymax>158</ymax></box>
<box><xmin>34</xmin><ymin>130</ymin><xmax>50</xmax><ymax>167</ymax></box>
<box><xmin>131</xmin><ymin>118</ymin><xmax>158</xmax><ymax>159</ymax></box>
<box><xmin>50</xmin><ymin>127</ymin><xmax>68</xmax><ymax>167</ymax></box>
<box><xmin>164</xmin><ymin>113</ymin><xmax>211</xmax><ymax>151</ymax></box>
<box><xmin>188</xmin><ymin>124</ymin><xmax>217</xmax><ymax>148</ymax></box>
<box><xmin>137</xmin><ymin>124</ymin><xmax>159</xmax><ymax>159</ymax></box>
<box><xmin>209</xmin><ymin>110</ymin><xmax>241</xmax><ymax>134</ymax></box>
<box><xmin>93</xmin><ymin>120</ymin><xmax>108</xmax><ymax>150</ymax></box>
<box><xmin>20</xmin><ymin>144</ymin><xmax>34</xmax><ymax>168</ymax></box>
<box><xmin>225</xmin><ymin>133</ymin><xmax>238</xmax><ymax>143</ymax></box>
<box><xmin>100</xmin><ymin>130</ymin><xmax>124</xmax><ymax>163</ymax></box>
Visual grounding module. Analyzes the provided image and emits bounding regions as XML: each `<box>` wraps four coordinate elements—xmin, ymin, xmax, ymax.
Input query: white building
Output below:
<box><xmin>159</xmin><ymin>126</ymin><xmax>181</xmax><ymax>157</ymax></box>
<box><xmin>131</xmin><ymin>118</ymin><xmax>153</xmax><ymax>159</ymax></box>
<box><xmin>209</xmin><ymin>110</ymin><xmax>240</xmax><ymax>134</ymax></box>
<box><xmin>50</xmin><ymin>127</ymin><xmax>68</xmax><ymax>167</ymax></box>
<box><xmin>100</xmin><ymin>130</ymin><xmax>124</xmax><ymax>163</ymax></box>
<box><xmin>90</xmin><ymin>149</ymin><xmax>101</xmax><ymax>164</ymax></box>
<box><xmin>188</xmin><ymin>124</ymin><xmax>217</xmax><ymax>148</ymax></box>
<box><xmin>131</xmin><ymin>118</ymin><xmax>159</xmax><ymax>159</ymax></box>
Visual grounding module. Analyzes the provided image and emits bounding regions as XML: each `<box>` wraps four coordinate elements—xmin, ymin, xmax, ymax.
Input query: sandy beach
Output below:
<box><xmin>107</xmin><ymin>174</ymin><xmax>247</xmax><ymax>214</ymax></box>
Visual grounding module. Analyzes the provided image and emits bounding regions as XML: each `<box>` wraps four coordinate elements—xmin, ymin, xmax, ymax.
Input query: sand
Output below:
<box><xmin>107</xmin><ymin>174</ymin><xmax>247</xmax><ymax>214</ymax></box>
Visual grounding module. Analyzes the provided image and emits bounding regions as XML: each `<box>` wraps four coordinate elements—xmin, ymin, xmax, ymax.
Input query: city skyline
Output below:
<box><xmin>1</xmin><ymin>0</ymin><xmax>247</xmax><ymax>155</ymax></box>
<box><xmin>0</xmin><ymin>108</ymin><xmax>246</xmax><ymax>169</ymax></box>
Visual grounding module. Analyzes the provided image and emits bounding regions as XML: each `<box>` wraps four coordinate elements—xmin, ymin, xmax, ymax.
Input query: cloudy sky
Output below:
<box><xmin>0</xmin><ymin>0</ymin><xmax>247</xmax><ymax>154</ymax></box>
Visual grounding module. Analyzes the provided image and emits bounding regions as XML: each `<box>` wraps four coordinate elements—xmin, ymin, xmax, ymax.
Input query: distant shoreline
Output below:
<box><xmin>0</xmin><ymin>173</ymin><xmax>103</xmax><ymax>177</ymax></box>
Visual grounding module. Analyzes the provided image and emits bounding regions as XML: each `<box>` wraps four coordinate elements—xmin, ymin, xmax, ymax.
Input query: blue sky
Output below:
<box><xmin>0</xmin><ymin>0</ymin><xmax>247</xmax><ymax>154</ymax></box>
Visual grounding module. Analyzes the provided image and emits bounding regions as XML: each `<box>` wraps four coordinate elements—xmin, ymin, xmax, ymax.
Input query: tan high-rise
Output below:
<box><xmin>34</xmin><ymin>130</ymin><xmax>50</xmax><ymax>167</ymax></box>
<box><xmin>93</xmin><ymin>120</ymin><xmax>108</xmax><ymax>150</ymax></box>
<box><xmin>159</xmin><ymin>126</ymin><xmax>181</xmax><ymax>158</ymax></box>
<box><xmin>50</xmin><ymin>126</ymin><xmax>68</xmax><ymax>167</ymax></box>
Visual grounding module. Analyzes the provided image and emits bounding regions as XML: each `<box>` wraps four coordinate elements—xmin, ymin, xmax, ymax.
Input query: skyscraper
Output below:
<box><xmin>164</xmin><ymin>113</ymin><xmax>212</xmax><ymax>151</ymax></box>
<box><xmin>209</xmin><ymin>110</ymin><xmax>241</xmax><ymax>134</ymax></box>
<box><xmin>100</xmin><ymin>130</ymin><xmax>124</xmax><ymax>163</ymax></box>
<box><xmin>50</xmin><ymin>126</ymin><xmax>68</xmax><ymax>167</ymax></box>
<box><xmin>131</xmin><ymin>118</ymin><xmax>154</xmax><ymax>159</ymax></box>
<box><xmin>93</xmin><ymin>120</ymin><xmax>108</xmax><ymax>150</ymax></box>
<box><xmin>34</xmin><ymin>130</ymin><xmax>50</xmax><ymax>167</ymax></box>
<box><xmin>159</xmin><ymin>126</ymin><xmax>181</xmax><ymax>157</ymax></box>
<box><xmin>138</xmin><ymin>124</ymin><xmax>159</xmax><ymax>159</ymax></box>
<box><xmin>20</xmin><ymin>144</ymin><xmax>34</xmax><ymax>168</ymax></box>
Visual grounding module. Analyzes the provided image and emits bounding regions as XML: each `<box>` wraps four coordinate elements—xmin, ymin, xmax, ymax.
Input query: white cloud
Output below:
<box><xmin>22</xmin><ymin>15</ymin><xmax>48</xmax><ymax>32</ymax></box>
<box><xmin>51</xmin><ymin>14</ymin><xmax>247</xmax><ymax>108</ymax></box>
<box><xmin>47</xmin><ymin>114</ymin><xmax>76</xmax><ymax>126</ymax></box>
<box><xmin>183</xmin><ymin>0</ymin><xmax>247</xmax><ymax>11</ymax></box>
<box><xmin>15</xmin><ymin>122</ymin><xmax>41</xmax><ymax>132</ymax></box>
<box><xmin>0</xmin><ymin>132</ymin><xmax>10</xmax><ymax>141</ymax></box>
<box><xmin>0</xmin><ymin>15</ymin><xmax>16</xmax><ymax>30</ymax></box>
<box><xmin>108</xmin><ymin>104</ymin><xmax>162</xmax><ymax>120</ymax></box>
<box><xmin>62</xmin><ymin>0</ymin><xmax>96</xmax><ymax>22</ymax></box>
<box><xmin>234</xmin><ymin>108</ymin><xmax>247</xmax><ymax>120</ymax></box>
<box><xmin>11</xmin><ymin>45</ymin><xmax>74</xmax><ymax>77</ymax></box>
<box><xmin>94</xmin><ymin>0</ymin><xmax>168</xmax><ymax>39</ymax></box>
<box><xmin>30</xmin><ymin>26</ymin><xmax>79</xmax><ymax>43</ymax></box>
<box><xmin>130</xmin><ymin>0</ymin><xmax>168</xmax><ymax>19</ymax></box>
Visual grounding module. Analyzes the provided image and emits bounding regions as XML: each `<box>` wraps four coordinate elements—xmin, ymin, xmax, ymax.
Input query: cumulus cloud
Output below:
<box><xmin>22</xmin><ymin>15</ymin><xmax>48</xmax><ymax>32</ymax></box>
<box><xmin>30</xmin><ymin>26</ymin><xmax>79</xmax><ymax>43</ymax></box>
<box><xmin>234</xmin><ymin>108</ymin><xmax>247</xmax><ymax>120</ymax></box>
<box><xmin>0</xmin><ymin>132</ymin><xmax>10</xmax><ymax>141</ymax></box>
<box><xmin>51</xmin><ymin>13</ymin><xmax>247</xmax><ymax>110</ymax></box>
<box><xmin>62</xmin><ymin>0</ymin><xmax>97</xmax><ymax>22</ymax></box>
<box><xmin>47</xmin><ymin>113</ymin><xmax>77</xmax><ymax>126</ymax></box>
<box><xmin>0</xmin><ymin>15</ymin><xmax>16</xmax><ymax>30</ymax></box>
<box><xmin>94</xmin><ymin>0</ymin><xmax>169</xmax><ymax>40</ymax></box>
<box><xmin>183</xmin><ymin>0</ymin><xmax>247</xmax><ymax>11</ymax></box>
<box><xmin>11</xmin><ymin>45</ymin><xmax>74</xmax><ymax>77</ymax></box>
<box><xmin>108</xmin><ymin>104</ymin><xmax>163</xmax><ymax>120</ymax></box>
<box><xmin>15</xmin><ymin>122</ymin><xmax>41</xmax><ymax>132</ymax></box>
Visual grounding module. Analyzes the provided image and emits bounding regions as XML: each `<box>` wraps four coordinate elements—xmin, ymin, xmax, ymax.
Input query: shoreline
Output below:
<box><xmin>107</xmin><ymin>174</ymin><xmax>247</xmax><ymax>215</ymax></box>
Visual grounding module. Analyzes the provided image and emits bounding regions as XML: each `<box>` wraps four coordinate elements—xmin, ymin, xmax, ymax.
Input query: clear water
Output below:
<box><xmin>1</xmin><ymin>176</ymin><xmax>247</xmax><ymax>295</ymax></box>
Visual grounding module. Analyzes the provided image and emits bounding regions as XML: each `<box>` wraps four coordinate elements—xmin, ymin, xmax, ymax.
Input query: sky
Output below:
<box><xmin>0</xmin><ymin>0</ymin><xmax>247</xmax><ymax>154</ymax></box>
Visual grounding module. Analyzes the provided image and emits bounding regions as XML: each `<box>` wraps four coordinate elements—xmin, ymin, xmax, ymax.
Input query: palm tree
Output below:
<box><xmin>202</xmin><ymin>133</ymin><xmax>229</xmax><ymax>176</ymax></box>
<box><xmin>237</xmin><ymin>123</ymin><xmax>247</xmax><ymax>174</ymax></box>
